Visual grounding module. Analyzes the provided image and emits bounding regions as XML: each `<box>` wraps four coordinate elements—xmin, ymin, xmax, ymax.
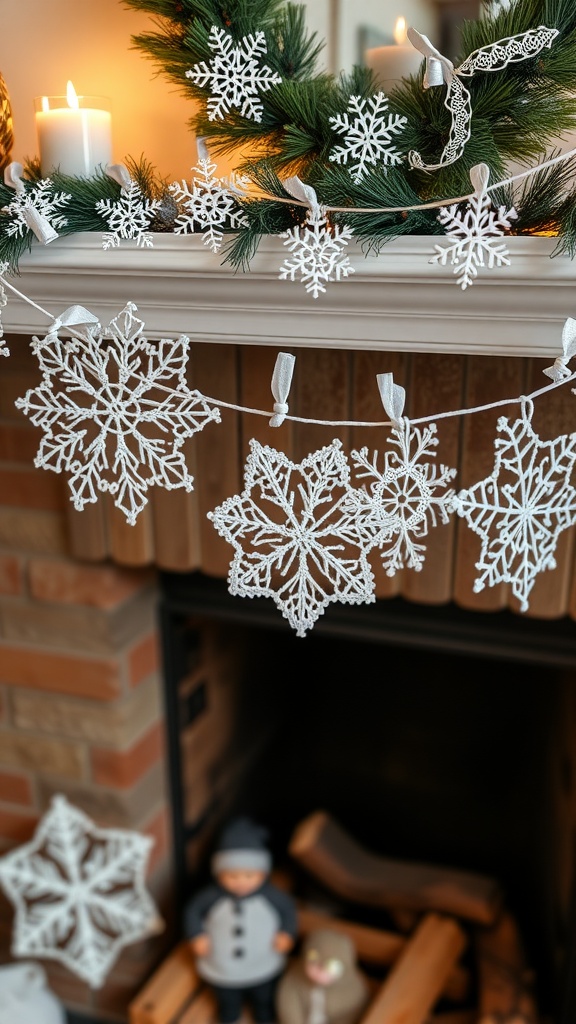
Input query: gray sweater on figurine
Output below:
<box><xmin>185</xmin><ymin>819</ymin><xmax>297</xmax><ymax>988</ymax></box>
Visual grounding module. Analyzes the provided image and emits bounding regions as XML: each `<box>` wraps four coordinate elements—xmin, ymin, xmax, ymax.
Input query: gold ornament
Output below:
<box><xmin>0</xmin><ymin>73</ymin><xmax>14</xmax><ymax>172</ymax></box>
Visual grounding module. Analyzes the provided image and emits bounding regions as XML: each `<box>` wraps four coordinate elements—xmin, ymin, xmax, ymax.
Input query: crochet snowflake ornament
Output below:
<box><xmin>96</xmin><ymin>179</ymin><xmax>160</xmax><ymax>249</ymax></box>
<box><xmin>1</xmin><ymin>177</ymin><xmax>70</xmax><ymax>239</ymax></box>
<box><xmin>431</xmin><ymin>164</ymin><xmax>517</xmax><ymax>289</ymax></box>
<box><xmin>450</xmin><ymin>399</ymin><xmax>576</xmax><ymax>611</ymax></box>
<box><xmin>0</xmin><ymin>262</ymin><xmax>9</xmax><ymax>355</ymax></box>
<box><xmin>0</xmin><ymin>795</ymin><xmax>163</xmax><ymax>989</ymax></box>
<box><xmin>15</xmin><ymin>302</ymin><xmax>220</xmax><ymax>525</ymax></box>
<box><xmin>280</xmin><ymin>207</ymin><xmax>354</xmax><ymax>298</ymax></box>
<box><xmin>329</xmin><ymin>93</ymin><xmax>408</xmax><ymax>182</ymax></box>
<box><xmin>208</xmin><ymin>438</ymin><xmax>376</xmax><ymax>637</ymax></box>
<box><xmin>169</xmin><ymin>155</ymin><xmax>249</xmax><ymax>253</ymax></box>
<box><xmin>347</xmin><ymin>418</ymin><xmax>457</xmax><ymax>575</ymax></box>
<box><xmin>186</xmin><ymin>26</ymin><xmax>282</xmax><ymax>123</ymax></box>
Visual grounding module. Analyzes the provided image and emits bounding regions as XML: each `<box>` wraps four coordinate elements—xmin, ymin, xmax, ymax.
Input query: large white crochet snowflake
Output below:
<box><xmin>280</xmin><ymin>209</ymin><xmax>354</xmax><ymax>298</ymax></box>
<box><xmin>95</xmin><ymin>180</ymin><xmax>160</xmax><ymax>249</ymax></box>
<box><xmin>169</xmin><ymin>157</ymin><xmax>249</xmax><ymax>253</ymax></box>
<box><xmin>15</xmin><ymin>303</ymin><xmax>220</xmax><ymax>525</ymax></box>
<box><xmin>431</xmin><ymin>190</ymin><xmax>518</xmax><ymax>289</ymax></box>
<box><xmin>208</xmin><ymin>438</ymin><xmax>376</xmax><ymax>636</ymax></box>
<box><xmin>329</xmin><ymin>93</ymin><xmax>408</xmax><ymax>182</ymax></box>
<box><xmin>2</xmin><ymin>178</ymin><xmax>70</xmax><ymax>238</ymax></box>
<box><xmin>451</xmin><ymin>400</ymin><xmax>576</xmax><ymax>611</ymax></box>
<box><xmin>186</xmin><ymin>26</ymin><xmax>282</xmax><ymax>123</ymax></box>
<box><xmin>0</xmin><ymin>795</ymin><xmax>162</xmax><ymax>989</ymax></box>
<box><xmin>346</xmin><ymin>419</ymin><xmax>457</xmax><ymax>575</ymax></box>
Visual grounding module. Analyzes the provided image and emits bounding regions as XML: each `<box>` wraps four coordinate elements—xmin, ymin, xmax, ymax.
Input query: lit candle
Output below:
<box><xmin>365</xmin><ymin>18</ymin><xmax>424</xmax><ymax>94</ymax></box>
<box><xmin>35</xmin><ymin>82</ymin><xmax>112</xmax><ymax>178</ymax></box>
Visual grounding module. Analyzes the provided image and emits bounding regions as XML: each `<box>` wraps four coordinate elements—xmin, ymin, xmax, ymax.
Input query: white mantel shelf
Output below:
<box><xmin>5</xmin><ymin>232</ymin><xmax>576</xmax><ymax>358</ymax></box>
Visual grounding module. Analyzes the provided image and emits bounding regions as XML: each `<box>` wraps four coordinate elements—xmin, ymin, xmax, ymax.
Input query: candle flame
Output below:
<box><xmin>41</xmin><ymin>96</ymin><xmax>50</xmax><ymax>113</ymax></box>
<box><xmin>394</xmin><ymin>17</ymin><xmax>408</xmax><ymax>45</ymax></box>
<box><xmin>66</xmin><ymin>81</ymin><xmax>79</xmax><ymax>110</ymax></box>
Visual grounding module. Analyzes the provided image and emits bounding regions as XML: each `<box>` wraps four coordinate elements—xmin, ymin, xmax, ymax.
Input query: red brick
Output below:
<box><xmin>91</xmin><ymin>721</ymin><xmax>165</xmax><ymax>789</ymax></box>
<box><xmin>129</xmin><ymin>631</ymin><xmax>160</xmax><ymax>687</ymax></box>
<box><xmin>0</xmin><ymin>807</ymin><xmax>38</xmax><ymax>843</ymax></box>
<box><xmin>0</xmin><ymin>770</ymin><xmax>34</xmax><ymax>806</ymax></box>
<box><xmin>0</xmin><ymin>468</ymin><xmax>63</xmax><ymax>511</ymax></box>
<box><xmin>0</xmin><ymin>423</ymin><xmax>41</xmax><ymax>463</ymax></box>
<box><xmin>28</xmin><ymin>558</ymin><xmax>153</xmax><ymax>610</ymax></box>
<box><xmin>0</xmin><ymin>644</ymin><xmax>121</xmax><ymax>700</ymax></box>
<box><xmin>0</xmin><ymin>555</ymin><xmax>20</xmax><ymax>596</ymax></box>
<box><xmin>143</xmin><ymin>804</ymin><xmax>171</xmax><ymax>877</ymax></box>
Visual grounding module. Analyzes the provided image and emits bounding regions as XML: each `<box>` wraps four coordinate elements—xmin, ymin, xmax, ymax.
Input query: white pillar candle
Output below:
<box><xmin>365</xmin><ymin>17</ymin><xmax>424</xmax><ymax>94</ymax></box>
<box><xmin>35</xmin><ymin>82</ymin><xmax>112</xmax><ymax>178</ymax></box>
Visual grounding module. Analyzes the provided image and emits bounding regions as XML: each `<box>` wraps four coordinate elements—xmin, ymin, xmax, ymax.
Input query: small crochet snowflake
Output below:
<box><xmin>431</xmin><ymin>190</ymin><xmax>518</xmax><ymax>289</ymax></box>
<box><xmin>169</xmin><ymin>158</ymin><xmax>249</xmax><ymax>253</ymax></box>
<box><xmin>0</xmin><ymin>794</ymin><xmax>162</xmax><ymax>988</ymax></box>
<box><xmin>2</xmin><ymin>178</ymin><xmax>70</xmax><ymax>238</ymax></box>
<box><xmin>450</xmin><ymin>399</ymin><xmax>576</xmax><ymax>611</ymax></box>
<box><xmin>15</xmin><ymin>302</ymin><xmax>221</xmax><ymax>524</ymax></box>
<box><xmin>329</xmin><ymin>93</ymin><xmax>408</xmax><ymax>182</ymax></box>
<box><xmin>186</xmin><ymin>26</ymin><xmax>282</xmax><ymax>123</ymax></box>
<box><xmin>280</xmin><ymin>209</ymin><xmax>354</xmax><ymax>298</ymax></box>
<box><xmin>208</xmin><ymin>438</ymin><xmax>376</xmax><ymax>636</ymax></box>
<box><xmin>0</xmin><ymin>262</ymin><xmax>9</xmax><ymax>355</ymax></box>
<box><xmin>346</xmin><ymin>419</ymin><xmax>457</xmax><ymax>575</ymax></box>
<box><xmin>95</xmin><ymin>180</ymin><xmax>160</xmax><ymax>249</ymax></box>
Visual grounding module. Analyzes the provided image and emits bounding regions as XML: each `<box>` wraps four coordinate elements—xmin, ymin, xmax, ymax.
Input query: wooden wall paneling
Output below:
<box><xmin>402</xmin><ymin>353</ymin><xmax>465</xmax><ymax>606</ymax></box>
<box><xmin>151</xmin><ymin>435</ymin><xmax>202</xmax><ymax>572</ymax></box>
<box><xmin>452</xmin><ymin>355</ymin><xmax>526</xmax><ymax>611</ymax></box>
<box><xmin>106</xmin><ymin>497</ymin><xmax>155</xmax><ymax>566</ymax></box>
<box><xmin>239</xmin><ymin>345</ymin><xmax>295</xmax><ymax>459</ymax></box>
<box><xmin>350</xmin><ymin>349</ymin><xmax>408</xmax><ymax>599</ymax></box>
<box><xmin>189</xmin><ymin>343</ymin><xmax>240</xmax><ymax>579</ymax></box>
<box><xmin>292</xmin><ymin>347</ymin><xmax>351</xmax><ymax>460</ymax></box>
<box><xmin>66</xmin><ymin>502</ymin><xmax>110</xmax><ymax>562</ymax></box>
<box><xmin>523</xmin><ymin>358</ymin><xmax>576</xmax><ymax>619</ymax></box>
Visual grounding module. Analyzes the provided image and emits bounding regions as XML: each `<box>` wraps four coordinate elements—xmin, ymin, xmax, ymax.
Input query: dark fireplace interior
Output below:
<box><xmin>159</xmin><ymin>571</ymin><xmax>576</xmax><ymax>1024</ymax></box>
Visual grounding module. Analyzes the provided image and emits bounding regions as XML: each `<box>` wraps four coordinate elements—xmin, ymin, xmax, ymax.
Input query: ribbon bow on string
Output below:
<box><xmin>3</xmin><ymin>162</ymin><xmax>61</xmax><ymax>244</ymax></box>
<box><xmin>282</xmin><ymin>176</ymin><xmax>323</xmax><ymax>221</ymax></box>
<box><xmin>543</xmin><ymin>318</ymin><xmax>576</xmax><ymax>383</ymax></box>
<box><xmin>105</xmin><ymin>163</ymin><xmax>133</xmax><ymax>191</ymax></box>
<box><xmin>377</xmin><ymin>372</ymin><xmax>406</xmax><ymax>427</ymax></box>
<box><xmin>46</xmin><ymin>305</ymin><xmax>101</xmax><ymax>342</ymax></box>
<box><xmin>269</xmin><ymin>351</ymin><xmax>296</xmax><ymax>427</ymax></box>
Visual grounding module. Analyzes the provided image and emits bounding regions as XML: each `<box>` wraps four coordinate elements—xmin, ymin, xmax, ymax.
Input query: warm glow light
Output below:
<box><xmin>41</xmin><ymin>96</ymin><xmax>50</xmax><ymax>113</ymax></box>
<box><xmin>66</xmin><ymin>81</ymin><xmax>79</xmax><ymax>110</ymax></box>
<box><xmin>393</xmin><ymin>17</ymin><xmax>408</xmax><ymax>46</ymax></box>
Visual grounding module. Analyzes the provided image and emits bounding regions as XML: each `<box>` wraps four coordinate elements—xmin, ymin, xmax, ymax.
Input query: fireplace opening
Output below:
<box><xmin>159</xmin><ymin>571</ymin><xmax>576</xmax><ymax>1024</ymax></box>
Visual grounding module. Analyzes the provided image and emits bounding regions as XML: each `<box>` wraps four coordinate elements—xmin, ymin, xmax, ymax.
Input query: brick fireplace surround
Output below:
<box><xmin>3</xmin><ymin>235</ymin><xmax>576</xmax><ymax>1022</ymax></box>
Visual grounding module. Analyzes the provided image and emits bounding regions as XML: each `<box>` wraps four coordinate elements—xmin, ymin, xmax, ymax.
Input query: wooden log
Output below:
<box><xmin>128</xmin><ymin>940</ymin><xmax>200</xmax><ymax>1024</ymax></box>
<box><xmin>289</xmin><ymin>810</ymin><xmax>502</xmax><ymax>926</ymax></box>
<box><xmin>360</xmin><ymin>912</ymin><xmax>467</xmax><ymax>1024</ymax></box>
<box><xmin>178</xmin><ymin>986</ymin><xmax>218</xmax><ymax>1024</ymax></box>
<box><xmin>296</xmin><ymin>905</ymin><xmax>469</xmax><ymax>1003</ymax></box>
<box><xmin>475</xmin><ymin>910</ymin><xmax>539</xmax><ymax>1022</ymax></box>
<box><xmin>428</xmin><ymin>1012</ymin><xmax>477</xmax><ymax>1024</ymax></box>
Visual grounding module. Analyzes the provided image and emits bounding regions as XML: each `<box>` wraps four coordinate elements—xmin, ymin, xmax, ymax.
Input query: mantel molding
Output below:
<box><xmin>4</xmin><ymin>232</ymin><xmax>575</xmax><ymax>358</ymax></box>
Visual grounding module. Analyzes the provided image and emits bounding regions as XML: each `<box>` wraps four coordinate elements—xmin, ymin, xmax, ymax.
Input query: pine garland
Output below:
<box><xmin>3</xmin><ymin>0</ymin><xmax>576</xmax><ymax>270</ymax></box>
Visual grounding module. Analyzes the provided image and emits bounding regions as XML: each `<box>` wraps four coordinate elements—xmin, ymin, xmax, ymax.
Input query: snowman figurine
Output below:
<box><xmin>0</xmin><ymin>962</ymin><xmax>65</xmax><ymax>1024</ymax></box>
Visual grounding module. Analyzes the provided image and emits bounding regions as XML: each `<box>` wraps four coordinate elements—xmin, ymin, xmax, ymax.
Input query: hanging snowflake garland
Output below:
<box><xmin>450</xmin><ymin>399</ymin><xmax>576</xmax><ymax>611</ymax></box>
<box><xmin>0</xmin><ymin>262</ymin><xmax>10</xmax><ymax>355</ymax></box>
<box><xmin>169</xmin><ymin>154</ymin><xmax>249</xmax><ymax>253</ymax></box>
<box><xmin>0</xmin><ymin>794</ymin><xmax>163</xmax><ymax>989</ymax></box>
<box><xmin>1</xmin><ymin>177</ymin><xmax>70</xmax><ymax>240</ymax></box>
<box><xmin>208</xmin><ymin>438</ymin><xmax>376</xmax><ymax>637</ymax></box>
<box><xmin>95</xmin><ymin>174</ymin><xmax>160</xmax><ymax>249</ymax></box>
<box><xmin>346</xmin><ymin>418</ymin><xmax>457</xmax><ymax>576</ymax></box>
<box><xmin>280</xmin><ymin>207</ymin><xmax>354</xmax><ymax>298</ymax></box>
<box><xmin>186</xmin><ymin>26</ymin><xmax>282</xmax><ymax>123</ymax></box>
<box><xmin>15</xmin><ymin>302</ymin><xmax>221</xmax><ymax>525</ymax></box>
<box><xmin>329</xmin><ymin>93</ymin><xmax>408</xmax><ymax>183</ymax></box>
<box><xmin>431</xmin><ymin>164</ymin><xmax>517</xmax><ymax>289</ymax></box>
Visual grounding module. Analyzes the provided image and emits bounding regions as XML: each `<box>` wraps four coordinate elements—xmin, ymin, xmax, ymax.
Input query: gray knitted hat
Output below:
<box><xmin>211</xmin><ymin>818</ymin><xmax>272</xmax><ymax>875</ymax></box>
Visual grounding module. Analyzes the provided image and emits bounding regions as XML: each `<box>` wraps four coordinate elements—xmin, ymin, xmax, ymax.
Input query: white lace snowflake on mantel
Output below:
<box><xmin>345</xmin><ymin>419</ymin><xmax>457</xmax><ymax>575</ymax></box>
<box><xmin>186</xmin><ymin>26</ymin><xmax>282</xmax><ymax>123</ymax></box>
<box><xmin>208</xmin><ymin>438</ymin><xmax>376</xmax><ymax>637</ymax></box>
<box><xmin>95</xmin><ymin>179</ymin><xmax>160</xmax><ymax>249</ymax></box>
<box><xmin>450</xmin><ymin>399</ymin><xmax>576</xmax><ymax>611</ymax></box>
<box><xmin>169</xmin><ymin>157</ymin><xmax>249</xmax><ymax>253</ymax></box>
<box><xmin>0</xmin><ymin>794</ymin><xmax>163</xmax><ymax>989</ymax></box>
<box><xmin>431</xmin><ymin>188</ymin><xmax>518</xmax><ymax>290</ymax></box>
<box><xmin>2</xmin><ymin>178</ymin><xmax>70</xmax><ymax>239</ymax></box>
<box><xmin>15</xmin><ymin>303</ymin><xmax>220</xmax><ymax>525</ymax></box>
<box><xmin>329</xmin><ymin>93</ymin><xmax>408</xmax><ymax>182</ymax></box>
<box><xmin>280</xmin><ymin>209</ymin><xmax>354</xmax><ymax>298</ymax></box>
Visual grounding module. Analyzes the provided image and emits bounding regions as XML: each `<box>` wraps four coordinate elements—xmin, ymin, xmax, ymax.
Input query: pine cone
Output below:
<box><xmin>150</xmin><ymin>193</ymin><xmax>179</xmax><ymax>233</ymax></box>
<box><xmin>0</xmin><ymin>72</ymin><xmax>14</xmax><ymax>172</ymax></box>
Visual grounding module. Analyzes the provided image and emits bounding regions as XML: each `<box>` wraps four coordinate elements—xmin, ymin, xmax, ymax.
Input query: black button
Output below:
<box><xmin>233</xmin><ymin>926</ymin><xmax>244</xmax><ymax>937</ymax></box>
<box><xmin>233</xmin><ymin>948</ymin><xmax>245</xmax><ymax>958</ymax></box>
